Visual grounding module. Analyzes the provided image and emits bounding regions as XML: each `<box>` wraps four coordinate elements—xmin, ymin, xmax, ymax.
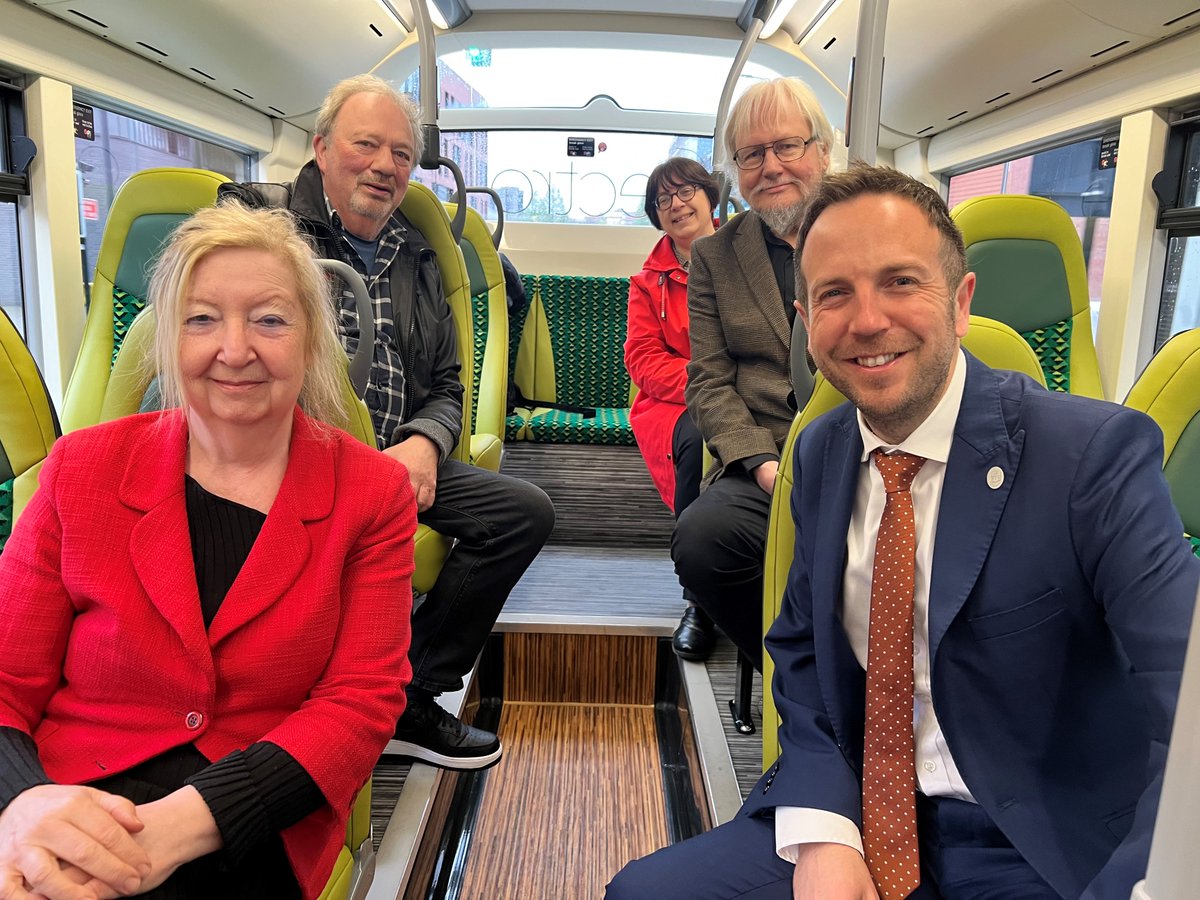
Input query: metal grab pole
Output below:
<box><xmin>411</xmin><ymin>0</ymin><xmax>441</xmax><ymax>168</ymax></box>
<box><xmin>1131</xmin><ymin>583</ymin><xmax>1200</xmax><ymax>900</ymax></box>
<box><xmin>712</xmin><ymin>17</ymin><xmax>764</xmax><ymax>172</ymax></box>
<box><xmin>846</xmin><ymin>0</ymin><xmax>888</xmax><ymax>165</ymax></box>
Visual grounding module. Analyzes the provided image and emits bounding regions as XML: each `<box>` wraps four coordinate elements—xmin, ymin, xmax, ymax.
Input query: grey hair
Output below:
<box><xmin>723</xmin><ymin>77</ymin><xmax>834</xmax><ymax>178</ymax></box>
<box><xmin>315</xmin><ymin>74</ymin><xmax>424</xmax><ymax>159</ymax></box>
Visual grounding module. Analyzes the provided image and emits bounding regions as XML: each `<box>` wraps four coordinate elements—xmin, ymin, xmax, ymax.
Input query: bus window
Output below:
<box><xmin>0</xmin><ymin>202</ymin><xmax>22</xmax><ymax>337</ymax></box>
<box><xmin>73</xmin><ymin>103</ymin><xmax>252</xmax><ymax>291</ymax></box>
<box><xmin>1155</xmin><ymin>119</ymin><xmax>1200</xmax><ymax>348</ymax></box>
<box><xmin>414</xmin><ymin>129</ymin><xmax>713</xmax><ymax>226</ymax></box>
<box><xmin>947</xmin><ymin>136</ymin><xmax>1116</xmax><ymax>338</ymax></box>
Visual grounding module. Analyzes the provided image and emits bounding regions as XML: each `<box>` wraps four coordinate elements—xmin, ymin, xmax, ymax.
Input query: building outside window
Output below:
<box><xmin>73</xmin><ymin>102</ymin><xmax>252</xmax><ymax>294</ymax></box>
<box><xmin>947</xmin><ymin>136</ymin><xmax>1116</xmax><ymax>336</ymax></box>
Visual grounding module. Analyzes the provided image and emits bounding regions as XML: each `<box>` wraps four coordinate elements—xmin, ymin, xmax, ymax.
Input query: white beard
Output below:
<box><xmin>754</xmin><ymin>199</ymin><xmax>808</xmax><ymax>240</ymax></box>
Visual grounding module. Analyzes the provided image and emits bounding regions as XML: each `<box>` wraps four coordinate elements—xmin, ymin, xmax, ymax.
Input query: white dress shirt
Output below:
<box><xmin>776</xmin><ymin>349</ymin><xmax>976</xmax><ymax>863</ymax></box>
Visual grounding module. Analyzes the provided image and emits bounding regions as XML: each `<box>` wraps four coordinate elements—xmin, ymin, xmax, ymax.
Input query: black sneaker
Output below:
<box><xmin>383</xmin><ymin>693</ymin><xmax>502</xmax><ymax>770</ymax></box>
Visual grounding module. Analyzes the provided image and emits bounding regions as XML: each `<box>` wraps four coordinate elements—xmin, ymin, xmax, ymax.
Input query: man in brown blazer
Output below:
<box><xmin>672</xmin><ymin>77</ymin><xmax>834</xmax><ymax>667</ymax></box>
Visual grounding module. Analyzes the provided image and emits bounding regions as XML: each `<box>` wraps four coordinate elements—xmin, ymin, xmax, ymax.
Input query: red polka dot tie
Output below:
<box><xmin>863</xmin><ymin>449</ymin><xmax>925</xmax><ymax>900</ymax></box>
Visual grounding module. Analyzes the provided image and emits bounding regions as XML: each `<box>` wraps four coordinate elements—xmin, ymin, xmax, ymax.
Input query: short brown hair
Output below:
<box><xmin>795</xmin><ymin>162</ymin><xmax>967</xmax><ymax>307</ymax></box>
<box><xmin>643</xmin><ymin>157</ymin><xmax>720</xmax><ymax>229</ymax></box>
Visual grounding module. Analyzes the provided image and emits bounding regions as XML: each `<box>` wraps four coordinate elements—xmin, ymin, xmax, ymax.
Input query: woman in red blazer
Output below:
<box><xmin>0</xmin><ymin>203</ymin><xmax>415</xmax><ymax>900</ymax></box>
<box><xmin>624</xmin><ymin>158</ymin><xmax>719</xmax><ymax>661</ymax></box>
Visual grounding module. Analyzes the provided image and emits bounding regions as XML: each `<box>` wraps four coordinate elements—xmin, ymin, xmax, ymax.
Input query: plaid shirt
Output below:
<box><xmin>325</xmin><ymin>205</ymin><xmax>409</xmax><ymax>449</ymax></box>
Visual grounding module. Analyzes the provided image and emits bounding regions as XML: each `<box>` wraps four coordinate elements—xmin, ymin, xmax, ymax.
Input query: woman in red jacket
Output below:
<box><xmin>0</xmin><ymin>203</ymin><xmax>414</xmax><ymax>900</ymax></box>
<box><xmin>624</xmin><ymin>158</ymin><xmax>719</xmax><ymax>661</ymax></box>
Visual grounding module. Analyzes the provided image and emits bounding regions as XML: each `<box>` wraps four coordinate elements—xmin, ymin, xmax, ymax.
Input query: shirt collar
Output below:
<box><xmin>857</xmin><ymin>348</ymin><xmax>966</xmax><ymax>464</ymax></box>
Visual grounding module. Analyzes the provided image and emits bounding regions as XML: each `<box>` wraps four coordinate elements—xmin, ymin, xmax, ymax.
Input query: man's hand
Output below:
<box><xmin>383</xmin><ymin>434</ymin><xmax>440</xmax><ymax>512</ymax></box>
<box><xmin>753</xmin><ymin>460</ymin><xmax>780</xmax><ymax>495</ymax></box>
<box><xmin>0</xmin><ymin>784</ymin><xmax>149</xmax><ymax>900</ymax></box>
<box><xmin>791</xmin><ymin>843</ymin><xmax>879</xmax><ymax>900</ymax></box>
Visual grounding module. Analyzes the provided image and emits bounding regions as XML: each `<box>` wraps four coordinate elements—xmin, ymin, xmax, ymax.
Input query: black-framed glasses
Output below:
<box><xmin>733</xmin><ymin>136</ymin><xmax>817</xmax><ymax>170</ymax></box>
<box><xmin>655</xmin><ymin>183</ymin><xmax>699</xmax><ymax>210</ymax></box>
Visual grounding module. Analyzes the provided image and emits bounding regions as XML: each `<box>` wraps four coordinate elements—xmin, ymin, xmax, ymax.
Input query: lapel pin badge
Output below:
<box><xmin>987</xmin><ymin>466</ymin><xmax>1004</xmax><ymax>490</ymax></box>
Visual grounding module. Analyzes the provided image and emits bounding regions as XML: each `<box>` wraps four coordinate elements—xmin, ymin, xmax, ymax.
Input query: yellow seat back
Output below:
<box><xmin>1124</xmin><ymin>328</ymin><xmax>1200</xmax><ymax>546</ymax></box>
<box><xmin>952</xmin><ymin>194</ymin><xmax>1104</xmax><ymax>399</ymax></box>
<box><xmin>0</xmin><ymin>309</ymin><xmax>60</xmax><ymax>553</ymax></box>
<box><xmin>446</xmin><ymin>203</ymin><xmax>507</xmax><ymax>471</ymax></box>
<box><xmin>62</xmin><ymin>168</ymin><xmax>229</xmax><ymax>433</ymax></box>
<box><xmin>761</xmin><ymin>316</ymin><xmax>1046</xmax><ymax>769</ymax></box>
<box><xmin>399</xmin><ymin>183</ymin><xmax>473</xmax><ymax>463</ymax></box>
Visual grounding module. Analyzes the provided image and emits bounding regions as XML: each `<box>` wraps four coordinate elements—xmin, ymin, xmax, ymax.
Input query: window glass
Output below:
<box><xmin>423</xmin><ymin>44</ymin><xmax>780</xmax><ymax>114</ymax></box>
<box><xmin>947</xmin><ymin>137</ymin><xmax>1115</xmax><ymax>338</ymax></box>
<box><xmin>413</xmin><ymin>130</ymin><xmax>713</xmax><ymax>226</ymax></box>
<box><xmin>1156</xmin><ymin>234</ymin><xmax>1200</xmax><ymax>345</ymax></box>
<box><xmin>0</xmin><ymin>201</ymin><xmax>22</xmax><ymax>337</ymax></box>
<box><xmin>74</xmin><ymin>103</ymin><xmax>252</xmax><ymax>291</ymax></box>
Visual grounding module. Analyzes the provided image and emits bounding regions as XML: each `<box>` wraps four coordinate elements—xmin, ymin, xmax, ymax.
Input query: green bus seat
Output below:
<box><xmin>952</xmin><ymin>194</ymin><xmax>1104</xmax><ymax>398</ymax></box>
<box><xmin>446</xmin><ymin>202</ymin><xmax>507</xmax><ymax>472</ymax></box>
<box><xmin>761</xmin><ymin>317</ymin><xmax>1047</xmax><ymax>770</ymax></box>
<box><xmin>510</xmin><ymin>274</ymin><xmax>634</xmax><ymax>445</ymax></box>
<box><xmin>0</xmin><ymin>308</ymin><xmax>60</xmax><ymax>556</ymax></box>
<box><xmin>1124</xmin><ymin>327</ymin><xmax>1200</xmax><ymax>558</ymax></box>
<box><xmin>62</xmin><ymin>167</ymin><xmax>230</xmax><ymax>433</ymax></box>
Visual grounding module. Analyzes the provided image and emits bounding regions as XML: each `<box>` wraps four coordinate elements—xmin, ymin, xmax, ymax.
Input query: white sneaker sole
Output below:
<box><xmin>382</xmin><ymin>738</ymin><xmax>503</xmax><ymax>770</ymax></box>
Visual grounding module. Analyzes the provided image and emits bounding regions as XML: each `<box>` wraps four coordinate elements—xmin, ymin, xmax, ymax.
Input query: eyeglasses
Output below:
<box><xmin>732</xmin><ymin>136</ymin><xmax>817</xmax><ymax>170</ymax></box>
<box><xmin>654</xmin><ymin>183</ymin><xmax>699</xmax><ymax>210</ymax></box>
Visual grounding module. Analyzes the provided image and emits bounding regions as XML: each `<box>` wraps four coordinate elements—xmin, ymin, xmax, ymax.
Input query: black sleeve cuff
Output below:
<box><xmin>185</xmin><ymin>743</ymin><xmax>324</xmax><ymax>865</ymax></box>
<box><xmin>0</xmin><ymin>726</ymin><xmax>53</xmax><ymax>814</ymax></box>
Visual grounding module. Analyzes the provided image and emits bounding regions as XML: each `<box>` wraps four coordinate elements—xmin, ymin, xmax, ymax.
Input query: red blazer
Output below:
<box><xmin>625</xmin><ymin>233</ymin><xmax>692</xmax><ymax>510</ymax></box>
<box><xmin>0</xmin><ymin>409</ymin><xmax>415</xmax><ymax>899</ymax></box>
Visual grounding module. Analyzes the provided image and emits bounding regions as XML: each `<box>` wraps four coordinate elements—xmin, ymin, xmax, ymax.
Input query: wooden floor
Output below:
<box><xmin>458</xmin><ymin>702</ymin><xmax>669</xmax><ymax>899</ymax></box>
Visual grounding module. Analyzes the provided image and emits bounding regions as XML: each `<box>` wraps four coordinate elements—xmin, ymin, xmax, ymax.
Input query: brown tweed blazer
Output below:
<box><xmin>685</xmin><ymin>212</ymin><xmax>796</xmax><ymax>485</ymax></box>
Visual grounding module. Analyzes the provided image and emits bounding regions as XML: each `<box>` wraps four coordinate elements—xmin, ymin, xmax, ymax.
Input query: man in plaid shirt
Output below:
<box><xmin>227</xmin><ymin>75</ymin><xmax>554</xmax><ymax>769</ymax></box>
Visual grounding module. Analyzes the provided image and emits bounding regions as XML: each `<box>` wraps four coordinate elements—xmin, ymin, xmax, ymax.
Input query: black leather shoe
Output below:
<box><xmin>672</xmin><ymin>607</ymin><xmax>716</xmax><ymax>661</ymax></box>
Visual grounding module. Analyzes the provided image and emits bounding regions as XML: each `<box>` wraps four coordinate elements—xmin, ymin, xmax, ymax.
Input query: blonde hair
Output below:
<box><xmin>723</xmin><ymin>77</ymin><xmax>834</xmax><ymax>177</ymax></box>
<box><xmin>149</xmin><ymin>202</ymin><xmax>349</xmax><ymax>429</ymax></box>
<box><xmin>315</xmin><ymin>73</ymin><xmax>424</xmax><ymax>159</ymax></box>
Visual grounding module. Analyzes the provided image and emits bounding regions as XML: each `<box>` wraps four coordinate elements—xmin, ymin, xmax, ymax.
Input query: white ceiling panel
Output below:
<box><xmin>22</xmin><ymin>0</ymin><xmax>411</xmax><ymax>120</ymax></box>
<box><xmin>796</xmin><ymin>0</ymin><xmax>1200</xmax><ymax>147</ymax></box>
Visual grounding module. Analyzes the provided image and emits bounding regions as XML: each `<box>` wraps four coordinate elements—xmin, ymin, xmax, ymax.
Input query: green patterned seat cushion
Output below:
<box><xmin>1020</xmin><ymin>317</ymin><xmax>1071</xmax><ymax>393</ymax></box>
<box><xmin>0</xmin><ymin>476</ymin><xmax>13</xmax><ymax>556</ymax></box>
<box><xmin>470</xmin><ymin>289</ymin><xmax>488</xmax><ymax>432</ymax></box>
<box><xmin>1187</xmin><ymin>533</ymin><xmax>1200</xmax><ymax>559</ymax></box>
<box><xmin>506</xmin><ymin>411</ymin><xmax>530</xmax><ymax>441</ymax></box>
<box><xmin>525</xmin><ymin>407</ymin><xmax>634</xmax><ymax>445</ymax></box>
<box><xmin>527</xmin><ymin>275</ymin><xmax>632</xmax><ymax>409</ymax></box>
<box><xmin>112</xmin><ymin>287</ymin><xmax>147</xmax><ymax>369</ymax></box>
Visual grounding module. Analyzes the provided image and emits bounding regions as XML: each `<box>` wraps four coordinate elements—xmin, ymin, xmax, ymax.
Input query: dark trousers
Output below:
<box><xmin>671</xmin><ymin>469</ymin><xmax>771</xmax><ymax>668</ymax></box>
<box><xmin>672</xmin><ymin>412</ymin><xmax>704</xmax><ymax>516</ymax></box>
<box><xmin>409</xmin><ymin>459</ymin><xmax>554</xmax><ymax>693</ymax></box>
<box><xmin>672</xmin><ymin>414</ymin><xmax>705</xmax><ymax>606</ymax></box>
<box><xmin>606</xmin><ymin>796</ymin><xmax>1060</xmax><ymax>899</ymax></box>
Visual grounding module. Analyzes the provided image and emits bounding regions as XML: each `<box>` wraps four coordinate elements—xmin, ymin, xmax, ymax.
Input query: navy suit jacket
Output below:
<box><xmin>742</xmin><ymin>353</ymin><xmax>1199</xmax><ymax>899</ymax></box>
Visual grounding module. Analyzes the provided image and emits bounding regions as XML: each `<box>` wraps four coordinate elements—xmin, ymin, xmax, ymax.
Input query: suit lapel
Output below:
<box><xmin>732</xmin><ymin>214</ymin><xmax>791</xmax><ymax>348</ymax></box>
<box><xmin>123</xmin><ymin>413</ymin><xmax>213</xmax><ymax>676</ymax></box>
<box><xmin>206</xmin><ymin>412</ymin><xmax>333</xmax><ymax>645</ymax></box>
<box><xmin>811</xmin><ymin>412</ymin><xmax>867</xmax><ymax>754</ymax></box>
<box><xmin>928</xmin><ymin>355</ymin><xmax>1024</xmax><ymax>662</ymax></box>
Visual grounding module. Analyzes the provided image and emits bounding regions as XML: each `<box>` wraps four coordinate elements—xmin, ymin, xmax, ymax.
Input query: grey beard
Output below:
<box><xmin>754</xmin><ymin>200</ymin><xmax>808</xmax><ymax>240</ymax></box>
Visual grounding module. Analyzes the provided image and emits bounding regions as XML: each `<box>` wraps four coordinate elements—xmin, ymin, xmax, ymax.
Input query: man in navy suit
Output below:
<box><xmin>607</xmin><ymin>165</ymin><xmax>1199</xmax><ymax>899</ymax></box>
